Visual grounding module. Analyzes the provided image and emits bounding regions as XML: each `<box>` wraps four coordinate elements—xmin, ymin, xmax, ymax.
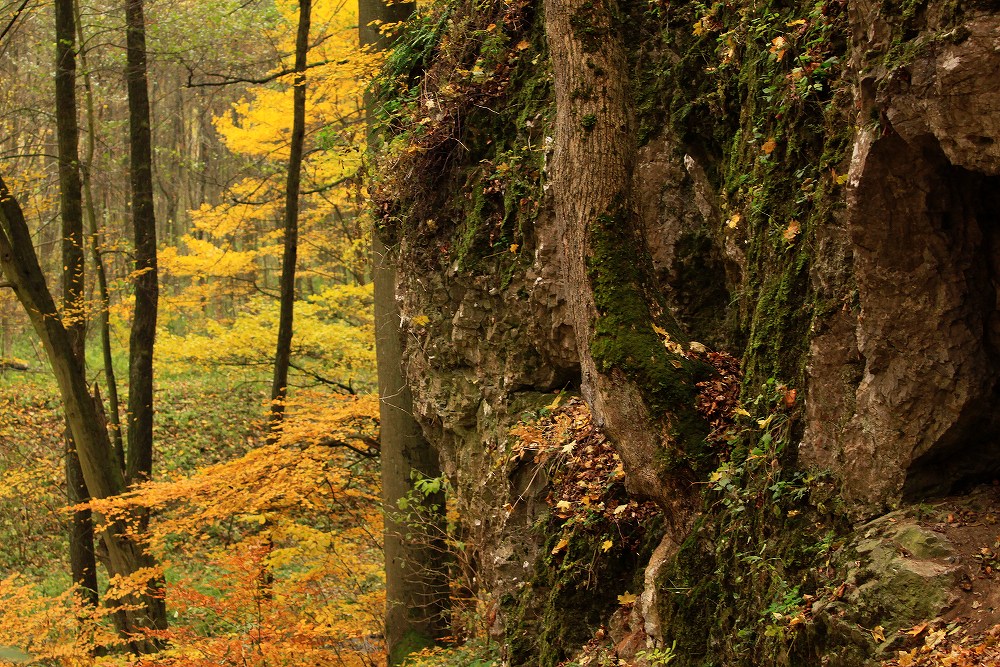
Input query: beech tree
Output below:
<box><xmin>54</xmin><ymin>0</ymin><xmax>99</xmax><ymax>607</ymax></box>
<box><xmin>124</xmin><ymin>0</ymin><xmax>159</xmax><ymax>487</ymax></box>
<box><xmin>269</xmin><ymin>0</ymin><xmax>311</xmax><ymax>438</ymax></box>
<box><xmin>360</xmin><ymin>1</ymin><xmax>449</xmax><ymax>662</ymax></box>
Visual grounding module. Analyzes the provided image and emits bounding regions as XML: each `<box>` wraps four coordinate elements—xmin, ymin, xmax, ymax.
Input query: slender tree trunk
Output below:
<box><xmin>124</xmin><ymin>0</ymin><xmax>157</xmax><ymax>486</ymax></box>
<box><xmin>360</xmin><ymin>2</ymin><xmax>450</xmax><ymax>662</ymax></box>
<box><xmin>76</xmin><ymin>0</ymin><xmax>124</xmax><ymax>467</ymax></box>
<box><xmin>268</xmin><ymin>0</ymin><xmax>311</xmax><ymax>439</ymax></box>
<box><xmin>544</xmin><ymin>0</ymin><xmax>701</xmax><ymax>526</ymax></box>
<box><xmin>120</xmin><ymin>0</ymin><xmax>168</xmax><ymax>643</ymax></box>
<box><xmin>54</xmin><ymin>0</ymin><xmax>98</xmax><ymax>608</ymax></box>
<box><xmin>0</xmin><ymin>178</ymin><xmax>165</xmax><ymax>649</ymax></box>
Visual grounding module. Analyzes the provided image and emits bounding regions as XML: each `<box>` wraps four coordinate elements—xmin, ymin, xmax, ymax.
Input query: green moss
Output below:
<box><xmin>580</xmin><ymin>113</ymin><xmax>597</xmax><ymax>130</ymax></box>
<box><xmin>586</xmin><ymin>198</ymin><xmax>711</xmax><ymax>469</ymax></box>
<box><xmin>508</xmin><ymin>516</ymin><xmax>659</xmax><ymax>666</ymax></box>
<box><xmin>391</xmin><ymin>629</ymin><xmax>439</xmax><ymax>666</ymax></box>
<box><xmin>569</xmin><ymin>1</ymin><xmax>609</xmax><ymax>53</ymax></box>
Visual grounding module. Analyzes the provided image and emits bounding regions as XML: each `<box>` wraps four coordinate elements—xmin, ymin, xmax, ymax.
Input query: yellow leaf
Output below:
<box><xmin>516</xmin><ymin>39</ymin><xmax>531</xmax><ymax>51</ymax></box>
<box><xmin>787</xmin><ymin>18</ymin><xmax>807</xmax><ymax>26</ymax></box>
<box><xmin>552</xmin><ymin>537</ymin><xmax>569</xmax><ymax>555</ymax></box>
<box><xmin>509</xmin><ymin>243</ymin><xmax>519</xmax><ymax>253</ymax></box>
<box><xmin>618</xmin><ymin>592</ymin><xmax>637</xmax><ymax>605</ymax></box>
<box><xmin>769</xmin><ymin>36</ymin><xmax>787</xmax><ymax>61</ymax></box>
<box><xmin>726</xmin><ymin>212</ymin><xmax>742</xmax><ymax>229</ymax></box>
<box><xmin>761</xmin><ymin>138</ymin><xmax>777</xmax><ymax>155</ymax></box>
<box><xmin>871</xmin><ymin>625</ymin><xmax>885</xmax><ymax>642</ymax></box>
<box><xmin>555</xmin><ymin>500</ymin><xmax>573</xmax><ymax>510</ymax></box>
<box><xmin>613</xmin><ymin>504</ymin><xmax>628</xmax><ymax>515</ymax></box>
<box><xmin>601</xmin><ymin>539</ymin><xmax>613</xmax><ymax>552</ymax></box>
<box><xmin>411</xmin><ymin>314</ymin><xmax>430</xmax><ymax>327</ymax></box>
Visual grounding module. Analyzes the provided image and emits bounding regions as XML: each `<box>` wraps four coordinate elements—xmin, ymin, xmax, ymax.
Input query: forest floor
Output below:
<box><xmin>881</xmin><ymin>487</ymin><xmax>1000</xmax><ymax>666</ymax></box>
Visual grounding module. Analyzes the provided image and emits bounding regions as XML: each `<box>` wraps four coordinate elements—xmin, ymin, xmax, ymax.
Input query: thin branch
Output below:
<box><xmin>314</xmin><ymin>434</ymin><xmax>380</xmax><ymax>459</ymax></box>
<box><xmin>185</xmin><ymin>58</ymin><xmax>346</xmax><ymax>88</ymax></box>
<box><xmin>0</xmin><ymin>0</ymin><xmax>31</xmax><ymax>47</ymax></box>
<box><xmin>288</xmin><ymin>360</ymin><xmax>355</xmax><ymax>394</ymax></box>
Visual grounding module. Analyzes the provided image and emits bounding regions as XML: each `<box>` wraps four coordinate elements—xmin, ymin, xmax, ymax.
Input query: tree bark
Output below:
<box><xmin>268</xmin><ymin>0</ymin><xmax>311</xmax><ymax>440</ymax></box>
<box><xmin>543</xmin><ymin>0</ymin><xmax>701</xmax><ymax>527</ymax></box>
<box><xmin>124</xmin><ymin>0</ymin><xmax>158</xmax><ymax>487</ymax></box>
<box><xmin>54</xmin><ymin>0</ymin><xmax>99</xmax><ymax>608</ymax></box>
<box><xmin>360</xmin><ymin>1</ymin><xmax>450</xmax><ymax>662</ymax></box>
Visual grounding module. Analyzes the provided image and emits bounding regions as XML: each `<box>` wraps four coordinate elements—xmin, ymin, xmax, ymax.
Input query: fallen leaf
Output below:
<box><xmin>618</xmin><ymin>591</ymin><xmax>637</xmax><ymax>605</ymax></box>
<box><xmin>601</xmin><ymin>539</ymin><xmax>613</xmax><ymax>552</ymax></box>
<box><xmin>872</xmin><ymin>625</ymin><xmax>885</xmax><ymax>642</ymax></box>
<box><xmin>783</xmin><ymin>219</ymin><xmax>801</xmax><ymax>242</ymax></box>
<box><xmin>552</xmin><ymin>537</ymin><xmax>569</xmax><ymax>555</ymax></box>
<box><xmin>727</xmin><ymin>212</ymin><xmax>742</xmax><ymax>229</ymax></box>
<box><xmin>555</xmin><ymin>500</ymin><xmax>573</xmax><ymax>510</ymax></box>
<box><xmin>762</xmin><ymin>138</ymin><xmax>778</xmax><ymax>155</ymax></box>
<box><xmin>614</xmin><ymin>504</ymin><xmax>628</xmax><ymax>515</ymax></box>
<box><xmin>769</xmin><ymin>36</ymin><xmax>787</xmax><ymax>61</ymax></box>
<box><xmin>516</xmin><ymin>39</ymin><xmax>531</xmax><ymax>51</ymax></box>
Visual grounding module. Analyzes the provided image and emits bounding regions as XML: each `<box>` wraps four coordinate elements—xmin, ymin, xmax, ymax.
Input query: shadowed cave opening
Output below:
<box><xmin>856</xmin><ymin>131</ymin><xmax>1000</xmax><ymax>500</ymax></box>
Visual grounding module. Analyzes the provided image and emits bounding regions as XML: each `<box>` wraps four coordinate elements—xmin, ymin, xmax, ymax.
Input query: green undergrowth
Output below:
<box><xmin>0</xmin><ymin>342</ymin><xmax>267</xmax><ymax>582</ymax></box>
<box><xmin>656</xmin><ymin>379</ymin><xmax>847</xmax><ymax>667</ymax></box>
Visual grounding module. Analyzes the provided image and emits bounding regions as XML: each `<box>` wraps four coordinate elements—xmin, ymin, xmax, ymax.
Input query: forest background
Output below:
<box><xmin>0</xmin><ymin>0</ymin><xmax>398</xmax><ymax>664</ymax></box>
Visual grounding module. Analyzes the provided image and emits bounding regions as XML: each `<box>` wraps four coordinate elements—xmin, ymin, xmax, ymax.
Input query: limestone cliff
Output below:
<box><xmin>371</xmin><ymin>0</ymin><xmax>1000</xmax><ymax>664</ymax></box>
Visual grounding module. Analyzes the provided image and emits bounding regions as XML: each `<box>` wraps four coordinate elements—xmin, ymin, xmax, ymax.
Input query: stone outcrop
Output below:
<box><xmin>380</xmin><ymin>0</ymin><xmax>1000</xmax><ymax>663</ymax></box>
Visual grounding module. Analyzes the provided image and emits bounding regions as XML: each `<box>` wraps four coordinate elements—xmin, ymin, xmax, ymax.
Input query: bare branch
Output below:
<box><xmin>0</xmin><ymin>0</ymin><xmax>32</xmax><ymax>47</ymax></box>
<box><xmin>185</xmin><ymin>58</ymin><xmax>347</xmax><ymax>88</ymax></box>
<box><xmin>288</xmin><ymin>360</ymin><xmax>355</xmax><ymax>394</ymax></box>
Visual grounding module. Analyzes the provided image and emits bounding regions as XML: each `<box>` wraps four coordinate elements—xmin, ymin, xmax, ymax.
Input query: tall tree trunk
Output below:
<box><xmin>73</xmin><ymin>0</ymin><xmax>125</xmax><ymax>472</ymax></box>
<box><xmin>268</xmin><ymin>0</ymin><xmax>311</xmax><ymax>439</ymax></box>
<box><xmin>124</xmin><ymin>0</ymin><xmax>157</xmax><ymax>486</ymax></box>
<box><xmin>543</xmin><ymin>0</ymin><xmax>702</xmax><ymax>527</ymax></box>
<box><xmin>120</xmin><ymin>0</ymin><xmax>168</xmax><ymax>643</ymax></box>
<box><xmin>76</xmin><ymin>0</ymin><xmax>124</xmax><ymax>467</ymax></box>
<box><xmin>360</xmin><ymin>2</ymin><xmax>450</xmax><ymax>662</ymax></box>
<box><xmin>54</xmin><ymin>0</ymin><xmax>98</xmax><ymax>608</ymax></box>
<box><xmin>0</xmin><ymin>178</ymin><xmax>166</xmax><ymax>649</ymax></box>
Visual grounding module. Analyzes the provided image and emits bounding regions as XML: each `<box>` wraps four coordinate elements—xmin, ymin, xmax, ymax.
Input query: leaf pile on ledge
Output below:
<box><xmin>693</xmin><ymin>348</ymin><xmax>743</xmax><ymax>454</ymax></box>
<box><xmin>509</xmin><ymin>396</ymin><xmax>658</xmax><ymax>554</ymax></box>
<box><xmin>883</xmin><ymin>623</ymin><xmax>1000</xmax><ymax>667</ymax></box>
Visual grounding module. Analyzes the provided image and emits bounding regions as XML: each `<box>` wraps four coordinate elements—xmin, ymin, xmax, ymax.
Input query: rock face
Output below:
<box><xmin>801</xmin><ymin>7</ymin><xmax>1000</xmax><ymax>511</ymax></box>
<box><xmin>378</xmin><ymin>0</ymin><xmax>1000</xmax><ymax>664</ymax></box>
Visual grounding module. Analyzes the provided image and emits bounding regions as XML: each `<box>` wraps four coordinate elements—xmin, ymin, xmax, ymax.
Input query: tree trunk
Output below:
<box><xmin>124</xmin><ymin>0</ymin><xmax>158</xmax><ymax>487</ymax></box>
<box><xmin>76</xmin><ymin>0</ymin><xmax>125</xmax><ymax>468</ymax></box>
<box><xmin>54</xmin><ymin>0</ymin><xmax>99</xmax><ymax>608</ymax></box>
<box><xmin>543</xmin><ymin>0</ymin><xmax>702</xmax><ymax>528</ymax></box>
<box><xmin>268</xmin><ymin>0</ymin><xmax>311</xmax><ymax>439</ymax></box>
<box><xmin>360</xmin><ymin>1</ymin><xmax>450</xmax><ymax>661</ymax></box>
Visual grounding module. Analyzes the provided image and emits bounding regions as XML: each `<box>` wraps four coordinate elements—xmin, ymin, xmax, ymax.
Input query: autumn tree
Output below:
<box><xmin>124</xmin><ymin>0</ymin><xmax>159</xmax><ymax>489</ymax></box>
<box><xmin>0</xmin><ymin>178</ymin><xmax>166</xmax><ymax>646</ymax></box>
<box><xmin>269</xmin><ymin>0</ymin><xmax>311</xmax><ymax>439</ymax></box>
